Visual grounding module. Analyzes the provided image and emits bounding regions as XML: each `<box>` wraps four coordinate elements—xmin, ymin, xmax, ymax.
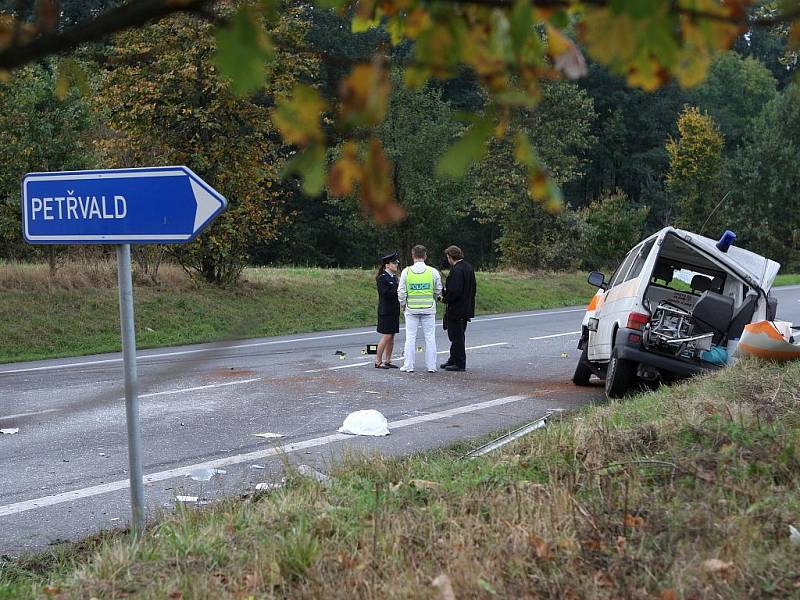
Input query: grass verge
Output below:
<box><xmin>0</xmin><ymin>264</ymin><xmax>591</xmax><ymax>363</ymax></box>
<box><xmin>3</xmin><ymin>358</ymin><xmax>800</xmax><ymax>598</ymax></box>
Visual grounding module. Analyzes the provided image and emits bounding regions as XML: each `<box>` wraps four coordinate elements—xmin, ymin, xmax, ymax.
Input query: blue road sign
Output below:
<box><xmin>22</xmin><ymin>166</ymin><xmax>227</xmax><ymax>244</ymax></box>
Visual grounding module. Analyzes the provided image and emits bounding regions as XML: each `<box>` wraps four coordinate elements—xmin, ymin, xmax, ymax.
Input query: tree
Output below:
<box><xmin>666</xmin><ymin>106</ymin><xmax>725</xmax><ymax>234</ymax></box>
<box><xmin>94</xmin><ymin>8</ymin><xmax>313</xmax><ymax>284</ymax></box>
<box><xmin>573</xmin><ymin>63</ymin><xmax>688</xmax><ymax>209</ymax></box>
<box><xmin>0</xmin><ymin>62</ymin><xmax>96</xmax><ymax>265</ymax></box>
<box><xmin>726</xmin><ymin>84</ymin><xmax>800</xmax><ymax>267</ymax></box>
<box><xmin>691</xmin><ymin>51</ymin><xmax>778</xmax><ymax>149</ymax></box>
<box><xmin>472</xmin><ymin>80</ymin><xmax>595</xmax><ymax>269</ymax></box>
<box><xmin>326</xmin><ymin>74</ymin><xmax>475</xmax><ymax>263</ymax></box>
<box><xmin>2</xmin><ymin>0</ymin><xmax>792</xmax><ymax>222</ymax></box>
<box><xmin>582</xmin><ymin>191</ymin><xmax>648</xmax><ymax>269</ymax></box>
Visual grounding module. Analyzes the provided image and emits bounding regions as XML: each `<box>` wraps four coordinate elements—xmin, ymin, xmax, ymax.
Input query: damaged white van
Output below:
<box><xmin>573</xmin><ymin>227</ymin><xmax>780</xmax><ymax>398</ymax></box>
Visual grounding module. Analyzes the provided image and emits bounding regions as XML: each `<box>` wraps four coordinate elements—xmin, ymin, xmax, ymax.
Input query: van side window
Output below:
<box><xmin>625</xmin><ymin>239</ymin><xmax>656</xmax><ymax>282</ymax></box>
<box><xmin>608</xmin><ymin>248</ymin><xmax>638</xmax><ymax>289</ymax></box>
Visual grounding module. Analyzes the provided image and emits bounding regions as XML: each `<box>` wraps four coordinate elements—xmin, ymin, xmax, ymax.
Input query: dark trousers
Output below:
<box><xmin>446</xmin><ymin>317</ymin><xmax>468</xmax><ymax>368</ymax></box>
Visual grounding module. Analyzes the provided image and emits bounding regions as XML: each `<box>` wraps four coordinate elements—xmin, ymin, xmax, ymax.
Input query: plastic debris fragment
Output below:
<box><xmin>296</xmin><ymin>464</ymin><xmax>331</xmax><ymax>486</ymax></box>
<box><xmin>252</xmin><ymin>432</ymin><xmax>285</xmax><ymax>439</ymax></box>
<box><xmin>187</xmin><ymin>467</ymin><xmax>224</xmax><ymax>481</ymax></box>
<box><xmin>790</xmin><ymin>525</ymin><xmax>800</xmax><ymax>545</ymax></box>
<box><xmin>175</xmin><ymin>495</ymin><xmax>199</xmax><ymax>503</ymax></box>
<box><xmin>249</xmin><ymin>464</ymin><xmax>266</xmax><ymax>470</ymax></box>
<box><xmin>0</xmin><ymin>428</ymin><xmax>19</xmax><ymax>435</ymax></box>
<box><xmin>338</xmin><ymin>409</ymin><xmax>390</xmax><ymax>436</ymax></box>
<box><xmin>255</xmin><ymin>481</ymin><xmax>283</xmax><ymax>491</ymax></box>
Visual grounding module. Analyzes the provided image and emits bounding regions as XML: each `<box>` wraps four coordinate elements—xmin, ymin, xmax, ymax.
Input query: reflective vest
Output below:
<box><xmin>406</xmin><ymin>266</ymin><xmax>435</xmax><ymax>310</ymax></box>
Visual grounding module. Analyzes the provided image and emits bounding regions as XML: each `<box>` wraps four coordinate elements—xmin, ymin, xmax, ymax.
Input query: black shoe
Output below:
<box><xmin>375</xmin><ymin>362</ymin><xmax>389</xmax><ymax>369</ymax></box>
<box><xmin>440</xmin><ymin>362</ymin><xmax>452</xmax><ymax>369</ymax></box>
<box><xmin>444</xmin><ymin>365</ymin><xmax>465</xmax><ymax>372</ymax></box>
<box><xmin>384</xmin><ymin>362</ymin><xmax>400</xmax><ymax>369</ymax></box>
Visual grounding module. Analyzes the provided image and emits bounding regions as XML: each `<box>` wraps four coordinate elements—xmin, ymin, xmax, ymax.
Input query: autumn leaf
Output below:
<box><xmin>328</xmin><ymin>141</ymin><xmax>362</xmax><ymax>197</ymax></box>
<box><xmin>529</xmin><ymin>533</ymin><xmax>550</xmax><ymax>559</ymax></box>
<box><xmin>360</xmin><ymin>137</ymin><xmax>403</xmax><ymax>223</ymax></box>
<box><xmin>702</xmin><ymin>558</ymin><xmax>734</xmax><ymax>576</ymax></box>
<box><xmin>623</xmin><ymin>513</ymin><xmax>647</xmax><ymax>528</ymax></box>
<box><xmin>546</xmin><ymin>24</ymin><xmax>587</xmax><ymax>79</ymax></box>
<box><xmin>339</xmin><ymin>62</ymin><xmax>391</xmax><ymax>127</ymax></box>
<box><xmin>272</xmin><ymin>85</ymin><xmax>327</xmax><ymax>146</ymax></box>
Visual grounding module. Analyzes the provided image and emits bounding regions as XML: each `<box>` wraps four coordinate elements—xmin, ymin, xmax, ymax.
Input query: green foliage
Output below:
<box><xmin>473</xmin><ymin>81</ymin><xmax>596</xmax><ymax>269</ymax></box>
<box><xmin>691</xmin><ymin>51</ymin><xmax>778</xmax><ymax>149</ymax></box>
<box><xmin>726</xmin><ymin>84</ymin><xmax>800</xmax><ymax>267</ymax></box>
<box><xmin>328</xmin><ymin>75</ymin><xmax>475</xmax><ymax>262</ymax></box>
<box><xmin>0</xmin><ymin>62</ymin><xmax>96</xmax><ymax>260</ymax></box>
<box><xmin>581</xmin><ymin>191</ymin><xmax>648</xmax><ymax>269</ymax></box>
<box><xmin>666</xmin><ymin>106</ymin><xmax>725</xmax><ymax>233</ymax></box>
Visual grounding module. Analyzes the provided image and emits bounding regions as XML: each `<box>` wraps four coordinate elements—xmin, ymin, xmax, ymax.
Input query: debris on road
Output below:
<box><xmin>175</xmin><ymin>495</ymin><xmax>199</xmax><ymax>503</ymax></box>
<box><xmin>334</xmin><ymin>350</ymin><xmax>346</xmax><ymax>360</ymax></box>
<box><xmin>364</xmin><ymin>390</ymin><xmax>380</xmax><ymax>395</ymax></box>
<box><xmin>0</xmin><ymin>428</ymin><xmax>19</xmax><ymax>435</ymax></box>
<box><xmin>255</xmin><ymin>481</ymin><xmax>284</xmax><ymax>491</ymax></box>
<box><xmin>249</xmin><ymin>464</ymin><xmax>266</xmax><ymax>470</ymax></box>
<box><xmin>790</xmin><ymin>524</ymin><xmax>800</xmax><ymax>545</ymax></box>
<box><xmin>463</xmin><ymin>415</ymin><xmax>549</xmax><ymax>459</ymax></box>
<box><xmin>187</xmin><ymin>467</ymin><xmax>225</xmax><ymax>481</ymax></box>
<box><xmin>739</xmin><ymin>320</ymin><xmax>800</xmax><ymax>361</ymax></box>
<box><xmin>296</xmin><ymin>464</ymin><xmax>332</xmax><ymax>486</ymax></box>
<box><xmin>338</xmin><ymin>409</ymin><xmax>390</xmax><ymax>436</ymax></box>
<box><xmin>326</xmin><ymin>390</ymin><xmax>339</xmax><ymax>394</ymax></box>
<box><xmin>252</xmin><ymin>432</ymin><xmax>285</xmax><ymax>440</ymax></box>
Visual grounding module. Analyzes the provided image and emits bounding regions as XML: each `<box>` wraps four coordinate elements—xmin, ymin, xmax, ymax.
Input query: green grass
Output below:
<box><xmin>775</xmin><ymin>273</ymin><xmax>800</xmax><ymax>286</ymax></box>
<box><xmin>3</xmin><ymin>359</ymin><xmax>800</xmax><ymax>599</ymax></box>
<box><xmin>0</xmin><ymin>265</ymin><xmax>592</xmax><ymax>363</ymax></box>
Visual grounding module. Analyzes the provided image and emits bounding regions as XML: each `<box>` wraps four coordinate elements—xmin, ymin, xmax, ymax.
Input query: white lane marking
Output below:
<box><xmin>773</xmin><ymin>284</ymin><xmax>800</xmax><ymax>292</ymax></box>
<box><xmin>0</xmin><ymin>394</ymin><xmax>530</xmax><ymax>517</ymax></box>
<box><xmin>473</xmin><ymin>308</ymin><xmax>584</xmax><ymax>323</ymax></box>
<box><xmin>0</xmin><ymin>308</ymin><xmax>585</xmax><ymax>376</ymax></box>
<box><xmin>139</xmin><ymin>378</ymin><xmax>262</xmax><ymax>399</ymax></box>
<box><xmin>529</xmin><ymin>331</ymin><xmax>582</xmax><ymax>341</ymax></box>
<box><xmin>0</xmin><ymin>331</ymin><xmax>377</xmax><ymax>375</ymax></box>
<box><xmin>0</xmin><ymin>408</ymin><xmax>60</xmax><ymax>421</ymax></box>
<box><xmin>304</xmin><ymin>342</ymin><xmax>509</xmax><ymax>373</ymax></box>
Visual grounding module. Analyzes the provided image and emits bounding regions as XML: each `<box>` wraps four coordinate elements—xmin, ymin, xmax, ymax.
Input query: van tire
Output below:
<box><xmin>605</xmin><ymin>348</ymin><xmax>635</xmax><ymax>398</ymax></box>
<box><xmin>572</xmin><ymin>347</ymin><xmax>592</xmax><ymax>386</ymax></box>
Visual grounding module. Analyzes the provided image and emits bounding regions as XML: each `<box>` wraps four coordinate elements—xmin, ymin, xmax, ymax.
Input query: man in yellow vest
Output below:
<box><xmin>397</xmin><ymin>245</ymin><xmax>443</xmax><ymax>373</ymax></box>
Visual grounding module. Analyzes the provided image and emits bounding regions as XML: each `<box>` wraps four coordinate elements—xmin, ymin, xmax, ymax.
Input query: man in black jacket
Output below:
<box><xmin>441</xmin><ymin>245</ymin><xmax>476</xmax><ymax>372</ymax></box>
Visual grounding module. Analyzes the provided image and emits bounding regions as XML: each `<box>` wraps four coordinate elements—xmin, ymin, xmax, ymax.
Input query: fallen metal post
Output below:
<box><xmin>463</xmin><ymin>414</ymin><xmax>550</xmax><ymax>459</ymax></box>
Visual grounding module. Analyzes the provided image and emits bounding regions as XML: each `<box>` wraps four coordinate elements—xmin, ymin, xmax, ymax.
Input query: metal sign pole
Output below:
<box><xmin>116</xmin><ymin>244</ymin><xmax>145</xmax><ymax>535</ymax></box>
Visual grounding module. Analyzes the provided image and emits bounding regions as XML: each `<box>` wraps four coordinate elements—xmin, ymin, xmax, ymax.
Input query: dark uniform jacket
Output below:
<box><xmin>377</xmin><ymin>271</ymin><xmax>400</xmax><ymax>316</ymax></box>
<box><xmin>443</xmin><ymin>260</ymin><xmax>476</xmax><ymax>320</ymax></box>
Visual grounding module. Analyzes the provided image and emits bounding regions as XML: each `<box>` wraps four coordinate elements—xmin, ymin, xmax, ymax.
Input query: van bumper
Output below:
<box><xmin>614</xmin><ymin>327</ymin><xmax>716</xmax><ymax>378</ymax></box>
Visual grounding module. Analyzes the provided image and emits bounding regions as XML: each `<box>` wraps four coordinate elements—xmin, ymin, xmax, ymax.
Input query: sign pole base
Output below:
<box><xmin>116</xmin><ymin>244</ymin><xmax>145</xmax><ymax>536</ymax></box>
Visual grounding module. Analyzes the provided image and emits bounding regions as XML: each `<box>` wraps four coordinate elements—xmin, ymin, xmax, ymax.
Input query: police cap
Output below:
<box><xmin>380</xmin><ymin>251</ymin><xmax>400</xmax><ymax>264</ymax></box>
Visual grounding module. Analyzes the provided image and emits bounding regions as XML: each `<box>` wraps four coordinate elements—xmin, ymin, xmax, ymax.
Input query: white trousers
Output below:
<box><xmin>403</xmin><ymin>311</ymin><xmax>437</xmax><ymax>371</ymax></box>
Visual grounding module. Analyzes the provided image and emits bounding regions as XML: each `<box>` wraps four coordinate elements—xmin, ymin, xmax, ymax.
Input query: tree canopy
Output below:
<box><xmin>1</xmin><ymin>0</ymin><xmax>799</xmax><ymax>223</ymax></box>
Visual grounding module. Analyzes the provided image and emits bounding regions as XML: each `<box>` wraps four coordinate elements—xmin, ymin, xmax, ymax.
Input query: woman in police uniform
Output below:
<box><xmin>375</xmin><ymin>252</ymin><xmax>401</xmax><ymax>368</ymax></box>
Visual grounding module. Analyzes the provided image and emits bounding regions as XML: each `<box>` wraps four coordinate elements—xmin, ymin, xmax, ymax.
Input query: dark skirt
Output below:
<box><xmin>377</xmin><ymin>311</ymin><xmax>400</xmax><ymax>335</ymax></box>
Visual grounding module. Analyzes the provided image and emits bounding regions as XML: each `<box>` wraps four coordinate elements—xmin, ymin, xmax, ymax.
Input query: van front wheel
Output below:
<box><xmin>605</xmin><ymin>348</ymin><xmax>635</xmax><ymax>398</ymax></box>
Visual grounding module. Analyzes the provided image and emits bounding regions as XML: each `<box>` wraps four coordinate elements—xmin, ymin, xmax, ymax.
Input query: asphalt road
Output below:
<box><xmin>2</xmin><ymin>286</ymin><xmax>799</xmax><ymax>556</ymax></box>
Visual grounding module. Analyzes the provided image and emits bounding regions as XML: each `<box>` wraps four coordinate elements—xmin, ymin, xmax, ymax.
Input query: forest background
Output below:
<box><xmin>0</xmin><ymin>0</ymin><xmax>798</xmax><ymax>284</ymax></box>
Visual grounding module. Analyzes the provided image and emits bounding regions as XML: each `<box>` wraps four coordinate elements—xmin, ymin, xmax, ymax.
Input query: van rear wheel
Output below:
<box><xmin>572</xmin><ymin>347</ymin><xmax>592</xmax><ymax>386</ymax></box>
<box><xmin>605</xmin><ymin>348</ymin><xmax>636</xmax><ymax>398</ymax></box>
